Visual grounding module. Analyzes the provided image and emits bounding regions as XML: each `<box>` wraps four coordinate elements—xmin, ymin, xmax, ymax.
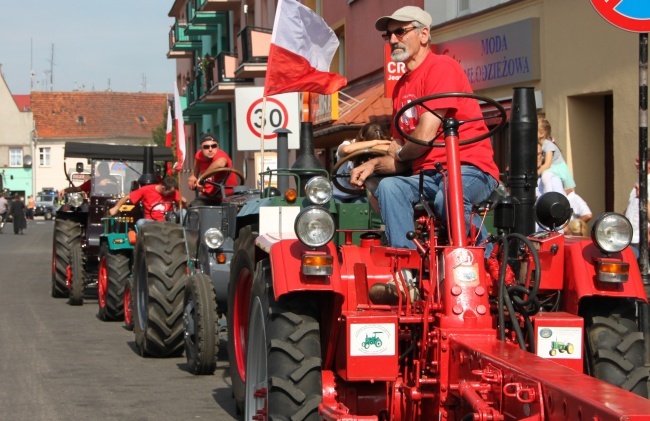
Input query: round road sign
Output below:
<box><xmin>246</xmin><ymin>97</ymin><xmax>289</xmax><ymax>140</ymax></box>
<box><xmin>591</xmin><ymin>0</ymin><xmax>650</xmax><ymax>32</ymax></box>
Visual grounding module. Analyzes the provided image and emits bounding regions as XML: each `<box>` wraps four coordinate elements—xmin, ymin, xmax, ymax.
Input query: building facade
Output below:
<box><xmin>30</xmin><ymin>91</ymin><xmax>169</xmax><ymax>193</ymax></box>
<box><xmin>166</xmin><ymin>0</ymin><xmax>641</xmax><ymax>219</ymax></box>
<box><xmin>0</xmin><ymin>67</ymin><xmax>34</xmax><ymax>197</ymax></box>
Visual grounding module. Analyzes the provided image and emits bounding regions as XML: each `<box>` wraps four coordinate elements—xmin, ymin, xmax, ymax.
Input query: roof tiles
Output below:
<box><xmin>31</xmin><ymin>91</ymin><xmax>170</xmax><ymax>140</ymax></box>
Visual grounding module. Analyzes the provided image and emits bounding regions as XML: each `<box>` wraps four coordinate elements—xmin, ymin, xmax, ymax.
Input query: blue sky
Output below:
<box><xmin>0</xmin><ymin>0</ymin><xmax>176</xmax><ymax>95</ymax></box>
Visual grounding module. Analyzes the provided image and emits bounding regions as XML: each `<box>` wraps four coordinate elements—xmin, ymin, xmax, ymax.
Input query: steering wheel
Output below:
<box><xmin>331</xmin><ymin>149</ymin><xmax>388</xmax><ymax>196</ymax></box>
<box><xmin>197</xmin><ymin>167</ymin><xmax>245</xmax><ymax>199</ymax></box>
<box><xmin>394</xmin><ymin>92</ymin><xmax>507</xmax><ymax>147</ymax></box>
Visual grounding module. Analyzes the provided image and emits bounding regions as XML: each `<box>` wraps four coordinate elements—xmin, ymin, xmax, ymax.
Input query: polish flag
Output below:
<box><xmin>165</xmin><ymin>104</ymin><xmax>173</xmax><ymax>148</ymax></box>
<box><xmin>173</xmin><ymin>84</ymin><xmax>186</xmax><ymax>171</ymax></box>
<box><xmin>264</xmin><ymin>0</ymin><xmax>347</xmax><ymax>97</ymax></box>
<box><xmin>165</xmin><ymin>104</ymin><xmax>173</xmax><ymax>176</ymax></box>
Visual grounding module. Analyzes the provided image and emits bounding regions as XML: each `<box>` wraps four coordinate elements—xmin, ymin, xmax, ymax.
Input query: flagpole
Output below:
<box><xmin>260</xmin><ymin>96</ymin><xmax>267</xmax><ymax>190</ymax></box>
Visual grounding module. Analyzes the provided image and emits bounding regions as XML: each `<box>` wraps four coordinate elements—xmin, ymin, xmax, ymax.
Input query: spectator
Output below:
<box><xmin>26</xmin><ymin>195</ymin><xmax>35</xmax><ymax>220</ymax></box>
<box><xmin>624</xmin><ymin>157</ymin><xmax>650</xmax><ymax>257</ymax></box>
<box><xmin>187</xmin><ymin>133</ymin><xmax>237</xmax><ymax>206</ymax></box>
<box><xmin>0</xmin><ymin>194</ymin><xmax>8</xmax><ymax>233</ymax></box>
<box><xmin>567</xmin><ymin>219</ymin><xmax>589</xmax><ymax>237</ymax></box>
<box><xmin>537</xmin><ymin>116</ymin><xmax>576</xmax><ymax>194</ymax></box>
<box><xmin>333</xmin><ymin>122</ymin><xmax>392</xmax><ymax>203</ymax></box>
<box><xmin>8</xmin><ymin>195</ymin><xmax>26</xmax><ymax>235</ymax></box>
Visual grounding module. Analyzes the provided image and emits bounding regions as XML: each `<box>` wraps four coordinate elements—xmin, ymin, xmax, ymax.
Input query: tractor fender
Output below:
<box><xmin>563</xmin><ymin>239</ymin><xmax>647</xmax><ymax>314</ymax></box>
<box><xmin>268</xmin><ymin>239</ymin><xmax>344</xmax><ymax>301</ymax></box>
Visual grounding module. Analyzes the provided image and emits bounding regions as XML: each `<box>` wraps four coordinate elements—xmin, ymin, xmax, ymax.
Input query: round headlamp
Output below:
<box><xmin>294</xmin><ymin>206</ymin><xmax>335</xmax><ymax>248</ymax></box>
<box><xmin>204</xmin><ymin>228</ymin><xmax>225</xmax><ymax>249</ymax></box>
<box><xmin>591</xmin><ymin>212</ymin><xmax>632</xmax><ymax>253</ymax></box>
<box><xmin>305</xmin><ymin>176</ymin><xmax>333</xmax><ymax>205</ymax></box>
<box><xmin>68</xmin><ymin>192</ymin><xmax>84</xmax><ymax>208</ymax></box>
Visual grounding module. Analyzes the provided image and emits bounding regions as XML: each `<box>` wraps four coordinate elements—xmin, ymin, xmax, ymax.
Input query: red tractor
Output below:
<box><xmin>230</xmin><ymin>89</ymin><xmax>650</xmax><ymax>420</ymax></box>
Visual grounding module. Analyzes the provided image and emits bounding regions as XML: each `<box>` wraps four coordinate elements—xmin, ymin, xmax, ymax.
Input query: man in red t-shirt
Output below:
<box><xmin>187</xmin><ymin>133</ymin><xmax>237</xmax><ymax>206</ymax></box>
<box><xmin>108</xmin><ymin>177</ymin><xmax>185</xmax><ymax>225</ymax></box>
<box><xmin>350</xmin><ymin>6</ymin><xmax>499</xmax><ymax>256</ymax></box>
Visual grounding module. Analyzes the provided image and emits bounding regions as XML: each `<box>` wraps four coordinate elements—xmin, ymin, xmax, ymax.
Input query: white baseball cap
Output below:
<box><xmin>375</xmin><ymin>6</ymin><xmax>432</xmax><ymax>31</ymax></box>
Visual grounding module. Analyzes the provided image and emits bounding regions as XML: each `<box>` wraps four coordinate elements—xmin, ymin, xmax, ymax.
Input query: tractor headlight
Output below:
<box><xmin>68</xmin><ymin>192</ymin><xmax>84</xmax><ymax>208</ymax></box>
<box><xmin>294</xmin><ymin>206</ymin><xmax>335</xmax><ymax>248</ymax></box>
<box><xmin>305</xmin><ymin>176</ymin><xmax>332</xmax><ymax>205</ymax></box>
<box><xmin>591</xmin><ymin>212</ymin><xmax>632</xmax><ymax>253</ymax></box>
<box><xmin>204</xmin><ymin>228</ymin><xmax>225</xmax><ymax>250</ymax></box>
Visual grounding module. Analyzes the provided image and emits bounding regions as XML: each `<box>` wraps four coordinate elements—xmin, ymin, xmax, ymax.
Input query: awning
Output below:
<box><xmin>313</xmin><ymin>79</ymin><xmax>392</xmax><ymax>150</ymax></box>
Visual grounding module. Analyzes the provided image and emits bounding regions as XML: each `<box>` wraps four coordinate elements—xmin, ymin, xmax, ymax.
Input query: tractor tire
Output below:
<box><xmin>68</xmin><ymin>246</ymin><xmax>85</xmax><ymax>306</ymax></box>
<box><xmin>51</xmin><ymin>219</ymin><xmax>80</xmax><ymax>298</ymax></box>
<box><xmin>124</xmin><ymin>277</ymin><xmax>134</xmax><ymax>331</ymax></box>
<box><xmin>133</xmin><ymin>222</ymin><xmax>187</xmax><ymax>358</ymax></box>
<box><xmin>244</xmin><ymin>258</ymin><xmax>322</xmax><ymax>421</ymax></box>
<box><xmin>586</xmin><ymin>312</ymin><xmax>650</xmax><ymax>398</ymax></box>
<box><xmin>183</xmin><ymin>274</ymin><xmax>219</xmax><ymax>375</ymax></box>
<box><xmin>98</xmin><ymin>244</ymin><xmax>129</xmax><ymax>321</ymax></box>
<box><xmin>227</xmin><ymin>224</ymin><xmax>258</xmax><ymax>411</ymax></box>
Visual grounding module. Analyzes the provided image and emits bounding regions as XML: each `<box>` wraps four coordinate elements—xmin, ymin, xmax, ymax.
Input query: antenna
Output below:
<box><xmin>46</xmin><ymin>44</ymin><xmax>54</xmax><ymax>91</ymax></box>
<box><xmin>141</xmin><ymin>73</ymin><xmax>147</xmax><ymax>92</ymax></box>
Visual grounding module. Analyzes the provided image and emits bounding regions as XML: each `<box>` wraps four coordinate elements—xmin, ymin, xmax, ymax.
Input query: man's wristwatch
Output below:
<box><xmin>396</xmin><ymin>146</ymin><xmax>404</xmax><ymax>161</ymax></box>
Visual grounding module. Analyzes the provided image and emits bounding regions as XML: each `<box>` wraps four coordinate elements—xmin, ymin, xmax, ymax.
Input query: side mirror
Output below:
<box><xmin>76</xmin><ymin>162</ymin><xmax>85</xmax><ymax>173</ymax></box>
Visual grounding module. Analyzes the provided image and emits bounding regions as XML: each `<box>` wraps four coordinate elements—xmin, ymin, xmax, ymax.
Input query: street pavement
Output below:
<box><xmin>0</xmin><ymin>218</ymin><xmax>238</xmax><ymax>421</ymax></box>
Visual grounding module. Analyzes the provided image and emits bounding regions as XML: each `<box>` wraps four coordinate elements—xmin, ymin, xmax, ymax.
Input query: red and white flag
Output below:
<box><xmin>173</xmin><ymin>84</ymin><xmax>186</xmax><ymax>171</ymax></box>
<box><xmin>165</xmin><ymin>104</ymin><xmax>173</xmax><ymax>176</ymax></box>
<box><xmin>165</xmin><ymin>104</ymin><xmax>173</xmax><ymax>148</ymax></box>
<box><xmin>264</xmin><ymin>0</ymin><xmax>347</xmax><ymax>96</ymax></box>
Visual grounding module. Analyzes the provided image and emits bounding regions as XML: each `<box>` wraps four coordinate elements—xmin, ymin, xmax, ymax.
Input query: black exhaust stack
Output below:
<box><xmin>508</xmin><ymin>87</ymin><xmax>538</xmax><ymax>236</ymax></box>
<box><xmin>138</xmin><ymin>146</ymin><xmax>157</xmax><ymax>186</ymax></box>
<box><xmin>291</xmin><ymin>122</ymin><xmax>324</xmax><ymax>191</ymax></box>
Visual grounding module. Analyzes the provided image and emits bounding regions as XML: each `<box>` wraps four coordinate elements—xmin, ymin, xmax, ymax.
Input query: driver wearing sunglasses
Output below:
<box><xmin>350</xmin><ymin>6</ymin><xmax>500</xmax><ymax>261</ymax></box>
<box><xmin>187</xmin><ymin>133</ymin><xmax>238</xmax><ymax>206</ymax></box>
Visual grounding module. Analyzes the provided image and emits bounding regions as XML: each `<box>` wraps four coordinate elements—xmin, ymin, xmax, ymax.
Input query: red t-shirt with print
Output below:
<box><xmin>129</xmin><ymin>184</ymin><xmax>180</xmax><ymax>220</ymax></box>
<box><xmin>391</xmin><ymin>52</ymin><xmax>500</xmax><ymax>181</ymax></box>
<box><xmin>194</xmin><ymin>149</ymin><xmax>237</xmax><ymax>196</ymax></box>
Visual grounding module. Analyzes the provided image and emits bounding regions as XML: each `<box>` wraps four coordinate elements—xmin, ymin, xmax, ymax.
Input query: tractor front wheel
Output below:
<box><xmin>98</xmin><ymin>245</ymin><xmax>129</xmax><ymax>321</ymax></box>
<box><xmin>586</xmin><ymin>311</ymin><xmax>650</xmax><ymax>397</ymax></box>
<box><xmin>227</xmin><ymin>224</ymin><xmax>258</xmax><ymax>411</ymax></box>
<box><xmin>183</xmin><ymin>274</ymin><xmax>219</xmax><ymax>375</ymax></box>
<box><xmin>67</xmin><ymin>246</ymin><xmax>84</xmax><ymax>306</ymax></box>
<box><xmin>244</xmin><ymin>258</ymin><xmax>322</xmax><ymax>420</ymax></box>
<box><xmin>51</xmin><ymin>219</ymin><xmax>80</xmax><ymax>298</ymax></box>
<box><xmin>133</xmin><ymin>222</ymin><xmax>187</xmax><ymax>358</ymax></box>
<box><xmin>124</xmin><ymin>278</ymin><xmax>134</xmax><ymax>331</ymax></box>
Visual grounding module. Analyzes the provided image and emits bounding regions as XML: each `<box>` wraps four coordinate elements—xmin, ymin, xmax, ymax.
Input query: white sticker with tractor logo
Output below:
<box><xmin>350</xmin><ymin>323</ymin><xmax>395</xmax><ymax>356</ymax></box>
<box><xmin>536</xmin><ymin>327</ymin><xmax>582</xmax><ymax>359</ymax></box>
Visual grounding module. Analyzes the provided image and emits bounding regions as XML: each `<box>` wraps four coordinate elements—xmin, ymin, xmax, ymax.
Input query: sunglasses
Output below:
<box><xmin>202</xmin><ymin>143</ymin><xmax>219</xmax><ymax>150</ymax></box>
<box><xmin>382</xmin><ymin>26</ymin><xmax>417</xmax><ymax>41</ymax></box>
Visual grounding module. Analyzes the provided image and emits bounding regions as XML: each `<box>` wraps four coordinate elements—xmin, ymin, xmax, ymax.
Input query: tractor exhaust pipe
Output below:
<box><xmin>291</xmin><ymin>122</ymin><xmax>324</xmax><ymax>191</ymax></box>
<box><xmin>137</xmin><ymin>146</ymin><xmax>157</xmax><ymax>186</ymax></box>
<box><xmin>508</xmin><ymin>87</ymin><xmax>538</xmax><ymax>236</ymax></box>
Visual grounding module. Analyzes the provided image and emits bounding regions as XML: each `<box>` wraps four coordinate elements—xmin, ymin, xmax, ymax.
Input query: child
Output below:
<box><xmin>333</xmin><ymin>123</ymin><xmax>392</xmax><ymax>202</ymax></box>
<box><xmin>537</xmin><ymin>117</ymin><xmax>576</xmax><ymax>194</ymax></box>
<box><xmin>566</xmin><ymin>218</ymin><xmax>588</xmax><ymax>237</ymax></box>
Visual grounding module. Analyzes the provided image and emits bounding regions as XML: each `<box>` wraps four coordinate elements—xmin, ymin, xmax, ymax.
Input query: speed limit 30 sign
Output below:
<box><xmin>235</xmin><ymin>87</ymin><xmax>300</xmax><ymax>151</ymax></box>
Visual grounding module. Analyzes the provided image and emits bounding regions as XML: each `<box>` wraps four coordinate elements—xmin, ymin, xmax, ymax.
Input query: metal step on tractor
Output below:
<box><xmin>52</xmin><ymin>142</ymin><xmax>174</xmax><ymax>308</ymax></box>
<box><xmin>226</xmin><ymin>88</ymin><xmax>650</xmax><ymax>420</ymax></box>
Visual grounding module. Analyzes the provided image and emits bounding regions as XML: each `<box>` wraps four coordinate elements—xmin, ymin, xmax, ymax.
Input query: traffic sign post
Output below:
<box><xmin>235</xmin><ymin>87</ymin><xmax>300</xmax><ymax>151</ymax></box>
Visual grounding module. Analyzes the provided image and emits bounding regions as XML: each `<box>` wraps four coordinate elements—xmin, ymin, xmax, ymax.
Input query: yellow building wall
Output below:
<box><xmin>431</xmin><ymin>0</ymin><xmax>641</xmax><ymax>218</ymax></box>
